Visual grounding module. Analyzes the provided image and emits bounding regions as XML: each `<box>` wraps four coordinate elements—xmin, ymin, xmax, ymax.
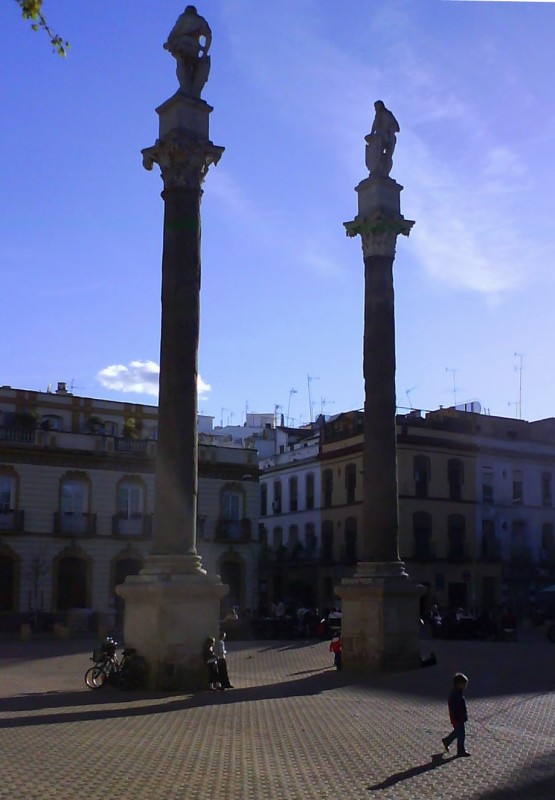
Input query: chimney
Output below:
<box><xmin>56</xmin><ymin>382</ymin><xmax>68</xmax><ymax>395</ymax></box>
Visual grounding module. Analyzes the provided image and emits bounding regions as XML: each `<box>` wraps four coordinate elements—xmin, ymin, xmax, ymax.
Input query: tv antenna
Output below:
<box><xmin>307</xmin><ymin>374</ymin><xmax>320</xmax><ymax>422</ymax></box>
<box><xmin>445</xmin><ymin>368</ymin><xmax>460</xmax><ymax>407</ymax></box>
<box><xmin>514</xmin><ymin>352</ymin><xmax>524</xmax><ymax>420</ymax></box>
<box><xmin>287</xmin><ymin>388</ymin><xmax>298</xmax><ymax>426</ymax></box>
<box><xmin>405</xmin><ymin>386</ymin><xmax>417</xmax><ymax>410</ymax></box>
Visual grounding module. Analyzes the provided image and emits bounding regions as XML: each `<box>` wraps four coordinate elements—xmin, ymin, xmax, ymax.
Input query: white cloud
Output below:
<box><xmin>96</xmin><ymin>360</ymin><xmax>211</xmax><ymax>398</ymax></box>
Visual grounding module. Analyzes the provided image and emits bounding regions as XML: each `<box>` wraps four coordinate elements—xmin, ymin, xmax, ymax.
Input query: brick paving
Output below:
<box><xmin>0</xmin><ymin>632</ymin><xmax>554</xmax><ymax>799</ymax></box>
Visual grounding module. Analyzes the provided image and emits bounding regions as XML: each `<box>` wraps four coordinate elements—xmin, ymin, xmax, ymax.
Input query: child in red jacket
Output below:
<box><xmin>329</xmin><ymin>633</ymin><xmax>342</xmax><ymax>670</ymax></box>
<box><xmin>442</xmin><ymin>672</ymin><xmax>470</xmax><ymax>757</ymax></box>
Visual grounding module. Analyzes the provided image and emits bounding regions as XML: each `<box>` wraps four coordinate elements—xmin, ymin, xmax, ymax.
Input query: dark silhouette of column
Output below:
<box><xmin>142</xmin><ymin>129</ymin><xmax>223</xmax><ymax>566</ymax></box>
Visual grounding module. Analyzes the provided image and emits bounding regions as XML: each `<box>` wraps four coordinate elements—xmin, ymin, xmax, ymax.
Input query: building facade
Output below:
<box><xmin>0</xmin><ymin>384</ymin><xmax>260</xmax><ymax>630</ymax></box>
<box><xmin>259</xmin><ymin>408</ymin><xmax>555</xmax><ymax>617</ymax></box>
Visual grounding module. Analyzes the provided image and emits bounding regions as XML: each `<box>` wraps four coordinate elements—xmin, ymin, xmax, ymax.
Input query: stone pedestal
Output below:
<box><xmin>337</xmin><ymin>563</ymin><xmax>422</xmax><ymax>672</ymax></box>
<box><xmin>118</xmin><ymin>557</ymin><xmax>227</xmax><ymax>689</ymax></box>
<box><xmin>338</xmin><ymin>115</ymin><xmax>422</xmax><ymax>673</ymax></box>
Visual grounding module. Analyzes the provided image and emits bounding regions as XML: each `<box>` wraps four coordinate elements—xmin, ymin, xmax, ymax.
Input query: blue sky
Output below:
<box><xmin>2</xmin><ymin>0</ymin><xmax>555</xmax><ymax>425</ymax></box>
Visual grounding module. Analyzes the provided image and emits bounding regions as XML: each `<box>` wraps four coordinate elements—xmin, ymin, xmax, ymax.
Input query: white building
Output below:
<box><xmin>0</xmin><ymin>384</ymin><xmax>260</xmax><ymax>631</ymax></box>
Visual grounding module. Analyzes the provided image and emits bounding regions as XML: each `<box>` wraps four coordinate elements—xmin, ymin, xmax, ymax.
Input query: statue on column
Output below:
<box><xmin>164</xmin><ymin>5</ymin><xmax>212</xmax><ymax>98</ymax></box>
<box><xmin>365</xmin><ymin>100</ymin><xmax>400</xmax><ymax>178</ymax></box>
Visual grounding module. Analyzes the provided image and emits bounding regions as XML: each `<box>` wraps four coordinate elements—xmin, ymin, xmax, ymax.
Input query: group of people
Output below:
<box><xmin>201</xmin><ymin>632</ymin><xmax>234</xmax><ymax>691</ymax></box>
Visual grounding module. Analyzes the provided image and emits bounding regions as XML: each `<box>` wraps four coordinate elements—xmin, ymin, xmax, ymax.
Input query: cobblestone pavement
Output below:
<box><xmin>0</xmin><ymin>632</ymin><xmax>554</xmax><ymax>799</ymax></box>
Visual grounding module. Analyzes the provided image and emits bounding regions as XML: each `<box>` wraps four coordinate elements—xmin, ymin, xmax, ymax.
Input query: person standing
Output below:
<box><xmin>201</xmin><ymin>636</ymin><xmax>221</xmax><ymax>691</ymax></box>
<box><xmin>329</xmin><ymin>633</ymin><xmax>342</xmax><ymax>671</ymax></box>
<box><xmin>442</xmin><ymin>672</ymin><xmax>470</xmax><ymax>757</ymax></box>
<box><xmin>217</xmin><ymin>631</ymin><xmax>233</xmax><ymax>689</ymax></box>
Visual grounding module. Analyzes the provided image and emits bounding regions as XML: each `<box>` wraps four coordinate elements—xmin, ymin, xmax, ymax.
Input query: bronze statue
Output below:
<box><xmin>365</xmin><ymin>101</ymin><xmax>400</xmax><ymax>178</ymax></box>
<box><xmin>164</xmin><ymin>5</ymin><xmax>212</xmax><ymax>98</ymax></box>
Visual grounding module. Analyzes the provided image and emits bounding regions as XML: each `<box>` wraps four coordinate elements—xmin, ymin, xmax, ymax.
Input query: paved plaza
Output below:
<box><xmin>0</xmin><ymin>632</ymin><xmax>554</xmax><ymax>799</ymax></box>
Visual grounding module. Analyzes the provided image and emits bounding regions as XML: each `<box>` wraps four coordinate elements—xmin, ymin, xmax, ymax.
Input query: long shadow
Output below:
<box><xmin>255</xmin><ymin>640</ymin><xmax>323</xmax><ymax>653</ymax></box>
<box><xmin>0</xmin><ymin>668</ymin><xmax>351</xmax><ymax>729</ymax></box>
<box><xmin>367</xmin><ymin>753</ymin><xmax>457</xmax><ymax>791</ymax></box>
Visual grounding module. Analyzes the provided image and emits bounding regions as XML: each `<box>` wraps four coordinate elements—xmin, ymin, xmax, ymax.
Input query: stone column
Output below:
<box><xmin>116</xmin><ymin>8</ymin><xmax>227</xmax><ymax>689</ymax></box>
<box><xmin>336</xmin><ymin>104</ymin><xmax>422</xmax><ymax>672</ymax></box>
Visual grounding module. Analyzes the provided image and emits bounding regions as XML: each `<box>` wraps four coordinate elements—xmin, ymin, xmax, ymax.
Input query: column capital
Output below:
<box><xmin>142</xmin><ymin>132</ymin><xmax>224</xmax><ymax>190</ymax></box>
<box><xmin>344</xmin><ymin>212</ymin><xmax>415</xmax><ymax>259</ymax></box>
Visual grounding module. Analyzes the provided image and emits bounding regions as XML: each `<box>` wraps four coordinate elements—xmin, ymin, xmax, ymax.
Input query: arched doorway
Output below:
<box><xmin>220</xmin><ymin>559</ymin><xmax>243</xmax><ymax>610</ymax></box>
<box><xmin>56</xmin><ymin>556</ymin><xmax>88</xmax><ymax>610</ymax></box>
<box><xmin>0</xmin><ymin>555</ymin><xmax>15</xmax><ymax>612</ymax></box>
<box><xmin>113</xmin><ymin>557</ymin><xmax>143</xmax><ymax>629</ymax></box>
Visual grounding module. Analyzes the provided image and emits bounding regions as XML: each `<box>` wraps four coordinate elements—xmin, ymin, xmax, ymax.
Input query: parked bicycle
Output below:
<box><xmin>84</xmin><ymin>636</ymin><xmax>146</xmax><ymax>690</ymax></box>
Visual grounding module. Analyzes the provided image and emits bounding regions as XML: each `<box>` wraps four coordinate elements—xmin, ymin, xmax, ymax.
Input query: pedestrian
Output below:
<box><xmin>329</xmin><ymin>632</ymin><xmax>342</xmax><ymax>670</ymax></box>
<box><xmin>442</xmin><ymin>672</ymin><xmax>470</xmax><ymax>757</ymax></box>
<box><xmin>217</xmin><ymin>631</ymin><xmax>234</xmax><ymax>689</ymax></box>
<box><xmin>201</xmin><ymin>636</ymin><xmax>221</xmax><ymax>691</ymax></box>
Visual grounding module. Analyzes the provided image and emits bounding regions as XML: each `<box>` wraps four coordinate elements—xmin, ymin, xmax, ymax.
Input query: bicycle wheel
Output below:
<box><xmin>85</xmin><ymin>665</ymin><xmax>107</xmax><ymax>689</ymax></box>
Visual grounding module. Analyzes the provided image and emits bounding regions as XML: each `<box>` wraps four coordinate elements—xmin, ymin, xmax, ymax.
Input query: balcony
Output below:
<box><xmin>214</xmin><ymin>517</ymin><xmax>252</xmax><ymax>543</ymax></box>
<box><xmin>0</xmin><ymin>509</ymin><xmax>24</xmax><ymax>531</ymax></box>
<box><xmin>0</xmin><ymin>426</ymin><xmax>35</xmax><ymax>444</ymax></box>
<box><xmin>111</xmin><ymin>512</ymin><xmax>153</xmax><ymax>538</ymax></box>
<box><xmin>115</xmin><ymin>438</ymin><xmax>149</xmax><ymax>454</ymax></box>
<box><xmin>53</xmin><ymin>511</ymin><xmax>97</xmax><ymax>536</ymax></box>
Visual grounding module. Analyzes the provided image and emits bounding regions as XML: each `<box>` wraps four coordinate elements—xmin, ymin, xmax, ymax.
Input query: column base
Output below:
<box><xmin>116</xmin><ymin>559</ymin><xmax>227</xmax><ymax>690</ymax></box>
<box><xmin>336</xmin><ymin>562</ymin><xmax>424</xmax><ymax>673</ymax></box>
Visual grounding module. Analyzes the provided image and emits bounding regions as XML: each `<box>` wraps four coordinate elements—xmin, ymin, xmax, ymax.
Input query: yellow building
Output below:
<box><xmin>0</xmin><ymin>384</ymin><xmax>260</xmax><ymax>631</ymax></box>
<box><xmin>319</xmin><ymin>409</ymin><xmax>502</xmax><ymax>613</ymax></box>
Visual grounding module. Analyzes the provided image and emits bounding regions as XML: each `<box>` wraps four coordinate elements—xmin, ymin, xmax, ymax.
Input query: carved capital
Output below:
<box><xmin>344</xmin><ymin>213</ymin><xmax>415</xmax><ymax>259</ymax></box>
<box><xmin>142</xmin><ymin>132</ymin><xmax>224</xmax><ymax>189</ymax></box>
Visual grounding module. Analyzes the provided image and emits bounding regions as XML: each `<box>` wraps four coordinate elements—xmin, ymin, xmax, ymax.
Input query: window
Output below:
<box><xmin>512</xmin><ymin>470</ymin><xmax>523</xmax><ymax>505</ymax></box>
<box><xmin>323</xmin><ymin>470</ymin><xmax>333</xmax><ymax>508</ymax></box>
<box><xmin>0</xmin><ymin>474</ymin><xmax>15</xmax><ymax>514</ymax></box>
<box><xmin>305</xmin><ymin>473</ymin><xmax>315</xmax><ymax>510</ymax></box>
<box><xmin>221</xmin><ymin>488</ymin><xmax>243</xmax><ymax>521</ymax></box>
<box><xmin>116</xmin><ymin>479</ymin><xmax>145</xmax><ymax>535</ymax></box>
<box><xmin>511</xmin><ymin>520</ymin><xmax>528</xmax><ymax>560</ymax></box>
<box><xmin>542</xmin><ymin>473</ymin><xmax>552</xmax><ymax>508</ymax></box>
<box><xmin>273</xmin><ymin>526</ymin><xmax>283</xmax><ymax>549</ymax></box>
<box><xmin>344</xmin><ymin>517</ymin><xmax>357</xmax><ymax>565</ymax></box>
<box><xmin>260</xmin><ymin>484</ymin><xmax>267</xmax><ymax>516</ymax></box>
<box><xmin>305</xmin><ymin>522</ymin><xmax>317</xmax><ymax>555</ymax></box>
<box><xmin>447</xmin><ymin>459</ymin><xmax>464</xmax><ymax>501</ymax></box>
<box><xmin>413</xmin><ymin>512</ymin><xmax>432</xmax><ymax>560</ymax></box>
<box><xmin>345</xmin><ymin>464</ymin><xmax>357</xmax><ymax>505</ymax></box>
<box><xmin>289</xmin><ymin>477</ymin><xmax>298</xmax><ymax>512</ymax></box>
<box><xmin>542</xmin><ymin>523</ymin><xmax>554</xmax><ymax>553</ymax></box>
<box><xmin>413</xmin><ymin>456</ymin><xmax>430</xmax><ymax>498</ymax></box>
<box><xmin>273</xmin><ymin>481</ymin><xmax>282</xmax><ymax>514</ymax></box>
<box><xmin>321</xmin><ymin>520</ymin><xmax>334</xmax><ymax>563</ymax></box>
<box><xmin>482</xmin><ymin>467</ymin><xmax>494</xmax><ymax>504</ymax></box>
<box><xmin>118</xmin><ymin>482</ymin><xmax>143</xmax><ymax>519</ymax></box>
<box><xmin>447</xmin><ymin>514</ymin><xmax>466</xmax><ymax>560</ymax></box>
<box><xmin>60</xmin><ymin>475</ymin><xmax>90</xmax><ymax>534</ymax></box>
<box><xmin>41</xmin><ymin>414</ymin><xmax>63</xmax><ymax>431</ymax></box>
<box><xmin>288</xmin><ymin>524</ymin><xmax>299</xmax><ymax>550</ymax></box>
<box><xmin>481</xmin><ymin>519</ymin><xmax>498</xmax><ymax>560</ymax></box>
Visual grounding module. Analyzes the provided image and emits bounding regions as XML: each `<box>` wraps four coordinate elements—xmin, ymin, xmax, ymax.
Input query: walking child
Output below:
<box><xmin>442</xmin><ymin>672</ymin><xmax>470</xmax><ymax>757</ymax></box>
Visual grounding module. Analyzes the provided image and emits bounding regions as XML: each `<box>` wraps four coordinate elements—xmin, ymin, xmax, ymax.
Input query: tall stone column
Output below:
<box><xmin>117</xmin><ymin>7</ymin><xmax>227</xmax><ymax>689</ymax></box>
<box><xmin>336</xmin><ymin>101</ymin><xmax>422</xmax><ymax>671</ymax></box>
